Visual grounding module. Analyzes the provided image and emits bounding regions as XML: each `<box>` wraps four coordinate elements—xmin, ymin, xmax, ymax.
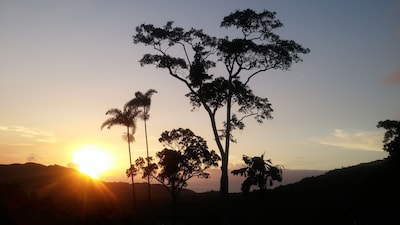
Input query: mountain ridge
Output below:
<box><xmin>1</xmin><ymin>159</ymin><xmax>399</xmax><ymax>225</ymax></box>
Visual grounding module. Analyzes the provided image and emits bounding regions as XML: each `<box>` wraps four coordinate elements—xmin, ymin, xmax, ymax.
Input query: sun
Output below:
<box><xmin>72</xmin><ymin>145</ymin><xmax>113</xmax><ymax>179</ymax></box>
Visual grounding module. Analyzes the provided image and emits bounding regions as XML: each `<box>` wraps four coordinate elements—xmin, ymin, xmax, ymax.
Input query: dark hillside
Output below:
<box><xmin>1</xmin><ymin>159</ymin><xmax>399</xmax><ymax>225</ymax></box>
<box><xmin>0</xmin><ymin>163</ymin><xmax>195</xmax><ymax>224</ymax></box>
<box><xmin>208</xmin><ymin>158</ymin><xmax>400</xmax><ymax>225</ymax></box>
<box><xmin>267</xmin><ymin>158</ymin><xmax>400</xmax><ymax>225</ymax></box>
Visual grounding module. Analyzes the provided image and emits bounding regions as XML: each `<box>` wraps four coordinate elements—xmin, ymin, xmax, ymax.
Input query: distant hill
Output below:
<box><xmin>1</xmin><ymin>159</ymin><xmax>399</xmax><ymax>225</ymax></box>
<box><xmin>246</xmin><ymin>158</ymin><xmax>400</xmax><ymax>225</ymax></box>
<box><xmin>221</xmin><ymin>158</ymin><xmax>399</xmax><ymax>225</ymax></box>
<box><xmin>0</xmin><ymin>162</ymin><xmax>195</xmax><ymax>225</ymax></box>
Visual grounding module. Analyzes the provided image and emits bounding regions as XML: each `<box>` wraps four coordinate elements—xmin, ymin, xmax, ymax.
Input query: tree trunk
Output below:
<box><xmin>220</xmin><ymin>152</ymin><xmax>229</xmax><ymax>225</ymax></box>
<box><xmin>220</xmin><ymin>75</ymin><xmax>233</xmax><ymax>225</ymax></box>
<box><xmin>171</xmin><ymin>188</ymin><xmax>178</xmax><ymax>225</ymax></box>
<box><xmin>127</xmin><ymin>127</ymin><xmax>137</xmax><ymax>216</ymax></box>
<box><xmin>144</xmin><ymin>115</ymin><xmax>151</xmax><ymax>206</ymax></box>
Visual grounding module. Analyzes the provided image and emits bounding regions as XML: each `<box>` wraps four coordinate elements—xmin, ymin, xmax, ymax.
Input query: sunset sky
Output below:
<box><xmin>1</xmin><ymin>0</ymin><xmax>399</xmax><ymax>190</ymax></box>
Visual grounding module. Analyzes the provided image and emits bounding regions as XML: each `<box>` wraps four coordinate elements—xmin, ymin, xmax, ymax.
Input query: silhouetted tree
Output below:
<box><xmin>232</xmin><ymin>154</ymin><xmax>282</xmax><ymax>198</ymax></box>
<box><xmin>101</xmin><ymin>106</ymin><xmax>141</xmax><ymax>214</ymax></box>
<box><xmin>377</xmin><ymin>120</ymin><xmax>400</xmax><ymax>159</ymax></box>
<box><xmin>132</xmin><ymin>8</ymin><xmax>309</xmax><ymax>224</ymax></box>
<box><xmin>125</xmin><ymin>89</ymin><xmax>157</xmax><ymax>205</ymax></box>
<box><xmin>134</xmin><ymin>128</ymin><xmax>220</xmax><ymax>225</ymax></box>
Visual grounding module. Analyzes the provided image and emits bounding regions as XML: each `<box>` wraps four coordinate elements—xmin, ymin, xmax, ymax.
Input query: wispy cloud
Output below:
<box><xmin>383</xmin><ymin>69</ymin><xmax>400</xmax><ymax>85</ymax></box>
<box><xmin>312</xmin><ymin>129</ymin><xmax>384</xmax><ymax>151</ymax></box>
<box><xmin>0</xmin><ymin>125</ymin><xmax>56</xmax><ymax>144</ymax></box>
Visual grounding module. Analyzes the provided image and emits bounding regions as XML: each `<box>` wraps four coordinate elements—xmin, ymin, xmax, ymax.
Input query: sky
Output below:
<box><xmin>1</xmin><ymin>0</ymin><xmax>399</xmax><ymax>192</ymax></box>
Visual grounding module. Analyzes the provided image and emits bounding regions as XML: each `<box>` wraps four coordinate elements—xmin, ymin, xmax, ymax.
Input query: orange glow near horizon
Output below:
<box><xmin>72</xmin><ymin>145</ymin><xmax>114</xmax><ymax>179</ymax></box>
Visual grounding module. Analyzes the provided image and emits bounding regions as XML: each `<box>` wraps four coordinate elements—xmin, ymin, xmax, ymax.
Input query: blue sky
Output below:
<box><xmin>1</xmin><ymin>0</ymin><xmax>399</xmax><ymax>189</ymax></box>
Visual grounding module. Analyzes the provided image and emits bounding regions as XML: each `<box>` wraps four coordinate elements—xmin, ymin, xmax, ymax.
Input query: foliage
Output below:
<box><xmin>232</xmin><ymin>154</ymin><xmax>283</xmax><ymax>195</ymax></box>
<box><xmin>125</xmin><ymin>89</ymin><xmax>157</xmax><ymax>121</ymax></box>
<box><xmin>377</xmin><ymin>119</ymin><xmax>400</xmax><ymax>158</ymax></box>
<box><xmin>132</xmin><ymin>8</ymin><xmax>309</xmax><ymax>224</ymax></box>
<box><xmin>136</xmin><ymin>128</ymin><xmax>220</xmax><ymax>194</ymax></box>
<box><xmin>100</xmin><ymin>107</ymin><xmax>141</xmax><ymax>134</ymax></box>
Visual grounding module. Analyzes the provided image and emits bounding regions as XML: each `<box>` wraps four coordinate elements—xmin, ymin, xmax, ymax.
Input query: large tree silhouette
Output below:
<box><xmin>377</xmin><ymin>119</ymin><xmax>400</xmax><ymax>159</ymax></box>
<box><xmin>125</xmin><ymin>89</ymin><xmax>157</xmax><ymax>204</ymax></box>
<box><xmin>134</xmin><ymin>128</ymin><xmax>220</xmax><ymax>225</ymax></box>
<box><xmin>101</xmin><ymin>106</ymin><xmax>141</xmax><ymax>214</ymax></box>
<box><xmin>132</xmin><ymin>8</ymin><xmax>309</xmax><ymax>224</ymax></box>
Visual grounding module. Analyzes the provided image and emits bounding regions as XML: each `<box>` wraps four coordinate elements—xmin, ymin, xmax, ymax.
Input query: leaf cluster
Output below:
<box><xmin>377</xmin><ymin>120</ymin><xmax>400</xmax><ymax>158</ymax></box>
<box><xmin>125</xmin><ymin>89</ymin><xmax>158</xmax><ymax>121</ymax></box>
<box><xmin>232</xmin><ymin>154</ymin><xmax>283</xmax><ymax>194</ymax></box>
<box><xmin>219</xmin><ymin>9</ymin><xmax>310</xmax><ymax>73</ymax></box>
<box><xmin>134</xmin><ymin>22</ymin><xmax>217</xmax><ymax>72</ymax></box>
<box><xmin>100</xmin><ymin>107</ymin><xmax>141</xmax><ymax>134</ymax></box>
<box><xmin>135</xmin><ymin>128</ymin><xmax>220</xmax><ymax>194</ymax></box>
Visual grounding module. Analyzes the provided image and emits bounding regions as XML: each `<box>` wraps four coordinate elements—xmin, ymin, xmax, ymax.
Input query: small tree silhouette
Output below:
<box><xmin>232</xmin><ymin>154</ymin><xmax>282</xmax><ymax>198</ymax></box>
<box><xmin>377</xmin><ymin>119</ymin><xmax>400</xmax><ymax>159</ymax></box>
<box><xmin>133</xmin><ymin>128</ymin><xmax>220</xmax><ymax>225</ymax></box>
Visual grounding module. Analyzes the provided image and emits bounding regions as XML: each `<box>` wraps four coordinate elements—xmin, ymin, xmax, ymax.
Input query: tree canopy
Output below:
<box><xmin>232</xmin><ymin>154</ymin><xmax>283</xmax><ymax>196</ymax></box>
<box><xmin>136</xmin><ymin>128</ymin><xmax>220</xmax><ymax>192</ymax></box>
<box><xmin>377</xmin><ymin>120</ymin><xmax>400</xmax><ymax>159</ymax></box>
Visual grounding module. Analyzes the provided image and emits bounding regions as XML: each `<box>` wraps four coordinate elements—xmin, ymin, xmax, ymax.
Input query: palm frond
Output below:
<box><xmin>144</xmin><ymin>89</ymin><xmax>158</xmax><ymax>98</ymax></box>
<box><xmin>122</xmin><ymin>132</ymin><xmax>135</xmax><ymax>143</ymax></box>
<box><xmin>101</xmin><ymin>118</ymin><xmax>118</xmax><ymax>130</ymax></box>
<box><xmin>105</xmin><ymin>108</ymin><xmax>123</xmax><ymax>116</ymax></box>
<box><xmin>101</xmin><ymin>107</ymin><xmax>140</xmax><ymax>131</ymax></box>
<box><xmin>124</xmin><ymin>98</ymin><xmax>141</xmax><ymax>109</ymax></box>
<box><xmin>125</xmin><ymin>89</ymin><xmax>158</xmax><ymax>109</ymax></box>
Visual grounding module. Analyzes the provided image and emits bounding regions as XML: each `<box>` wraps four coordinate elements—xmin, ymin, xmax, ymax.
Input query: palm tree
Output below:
<box><xmin>125</xmin><ymin>89</ymin><xmax>157</xmax><ymax>204</ymax></box>
<box><xmin>101</xmin><ymin>106</ymin><xmax>141</xmax><ymax>213</ymax></box>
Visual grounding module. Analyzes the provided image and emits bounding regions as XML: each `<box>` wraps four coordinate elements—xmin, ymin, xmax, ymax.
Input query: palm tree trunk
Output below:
<box><xmin>127</xmin><ymin>126</ymin><xmax>137</xmax><ymax>216</ymax></box>
<box><xmin>144</xmin><ymin>109</ymin><xmax>151</xmax><ymax>206</ymax></box>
